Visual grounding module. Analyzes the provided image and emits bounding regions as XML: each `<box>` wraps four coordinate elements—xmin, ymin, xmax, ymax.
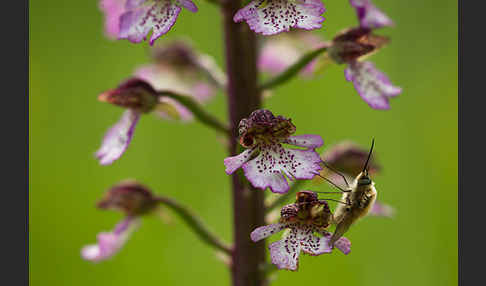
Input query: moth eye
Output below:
<box><xmin>346</xmin><ymin>207</ymin><xmax>351</xmax><ymax>212</ymax></box>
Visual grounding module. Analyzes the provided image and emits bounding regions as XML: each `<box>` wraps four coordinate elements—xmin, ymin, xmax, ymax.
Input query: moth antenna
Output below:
<box><xmin>312</xmin><ymin>172</ymin><xmax>349</xmax><ymax>193</ymax></box>
<box><xmin>362</xmin><ymin>138</ymin><xmax>375</xmax><ymax>173</ymax></box>
<box><xmin>322</xmin><ymin>161</ymin><xmax>350</xmax><ymax>188</ymax></box>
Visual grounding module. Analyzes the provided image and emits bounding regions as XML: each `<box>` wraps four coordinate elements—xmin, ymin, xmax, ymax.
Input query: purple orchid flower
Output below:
<box><xmin>324</xmin><ymin>0</ymin><xmax>401</xmax><ymax>109</ymax></box>
<box><xmin>252</xmin><ymin>203</ymin><xmax>350</xmax><ymax>271</ymax></box>
<box><xmin>234</xmin><ymin>0</ymin><xmax>326</xmax><ymax>36</ymax></box>
<box><xmin>224</xmin><ymin>109</ymin><xmax>323</xmax><ymax>194</ymax></box>
<box><xmin>99</xmin><ymin>0</ymin><xmax>197</xmax><ymax>45</ymax></box>
<box><xmin>82</xmin><ymin>181</ymin><xmax>159</xmax><ymax>262</ymax></box>
<box><xmin>82</xmin><ymin>216</ymin><xmax>140</xmax><ymax>262</ymax></box>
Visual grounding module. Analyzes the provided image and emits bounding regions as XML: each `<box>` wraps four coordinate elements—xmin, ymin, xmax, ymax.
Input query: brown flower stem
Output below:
<box><xmin>154</xmin><ymin>196</ymin><xmax>232</xmax><ymax>254</ymax></box>
<box><xmin>222</xmin><ymin>1</ymin><xmax>267</xmax><ymax>285</ymax></box>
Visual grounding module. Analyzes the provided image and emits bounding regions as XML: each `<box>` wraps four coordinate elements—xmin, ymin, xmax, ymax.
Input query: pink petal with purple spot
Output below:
<box><xmin>242</xmin><ymin>144</ymin><xmax>322</xmax><ymax>193</ymax></box>
<box><xmin>224</xmin><ymin>148</ymin><xmax>257</xmax><ymax>175</ymax></box>
<box><xmin>299</xmin><ymin>230</ymin><xmax>333</xmax><ymax>255</ymax></box>
<box><xmin>234</xmin><ymin>0</ymin><xmax>326</xmax><ymax>36</ymax></box>
<box><xmin>345</xmin><ymin>61</ymin><xmax>401</xmax><ymax>110</ymax></box>
<box><xmin>96</xmin><ymin>110</ymin><xmax>140</xmax><ymax>165</ymax></box>
<box><xmin>119</xmin><ymin>0</ymin><xmax>188</xmax><ymax>45</ymax></box>
<box><xmin>350</xmin><ymin>0</ymin><xmax>394</xmax><ymax>29</ymax></box>
<box><xmin>81</xmin><ymin>217</ymin><xmax>140</xmax><ymax>262</ymax></box>
<box><xmin>269</xmin><ymin>237</ymin><xmax>301</xmax><ymax>271</ymax></box>
<box><xmin>250</xmin><ymin>223</ymin><xmax>287</xmax><ymax>242</ymax></box>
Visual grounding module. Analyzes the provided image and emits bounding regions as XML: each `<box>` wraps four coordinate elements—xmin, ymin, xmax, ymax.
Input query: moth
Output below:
<box><xmin>329</xmin><ymin>139</ymin><xmax>377</xmax><ymax>246</ymax></box>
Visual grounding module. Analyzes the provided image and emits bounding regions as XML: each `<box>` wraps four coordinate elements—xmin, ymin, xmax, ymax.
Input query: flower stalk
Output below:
<box><xmin>159</xmin><ymin>91</ymin><xmax>229</xmax><ymax>134</ymax></box>
<box><xmin>222</xmin><ymin>0</ymin><xmax>266</xmax><ymax>284</ymax></box>
<box><xmin>155</xmin><ymin>195</ymin><xmax>232</xmax><ymax>254</ymax></box>
<box><xmin>259</xmin><ymin>46</ymin><xmax>328</xmax><ymax>91</ymax></box>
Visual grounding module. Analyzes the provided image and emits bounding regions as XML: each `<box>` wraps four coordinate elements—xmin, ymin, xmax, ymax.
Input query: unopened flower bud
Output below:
<box><xmin>97</xmin><ymin>180</ymin><xmax>159</xmax><ymax>216</ymax></box>
<box><xmin>98</xmin><ymin>78</ymin><xmax>159</xmax><ymax>113</ymax></box>
<box><xmin>328</xmin><ymin>27</ymin><xmax>389</xmax><ymax>64</ymax></box>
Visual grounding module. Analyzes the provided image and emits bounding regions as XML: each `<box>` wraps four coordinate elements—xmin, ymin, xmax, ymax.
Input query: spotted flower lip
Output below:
<box><xmin>224</xmin><ymin>109</ymin><xmax>323</xmax><ymax>194</ymax></box>
<box><xmin>234</xmin><ymin>0</ymin><xmax>326</xmax><ymax>36</ymax></box>
<box><xmin>251</xmin><ymin>202</ymin><xmax>351</xmax><ymax>271</ymax></box>
<box><xmin>115</xmin><ymin>0</ymin><xmax>198</xmax><ymax>45</ymax></box>
<box><xmin>349</xmin><ymin>0</ymin><xmax>394</xmax><ymax>29</ymax></box>
<box><xmin>82</xmin><ymin>216</ymin><xmax>140</xmax><ymax>262</ymax></box>
<box><xmin>258</xmin><ymin>31</ymin><xmax>330</xmax><ymax>76</ymax></box>
<box><xmin>345</xmin><ymin>61</ymin><xmax>402</xmax><ymax>110</ymax></box>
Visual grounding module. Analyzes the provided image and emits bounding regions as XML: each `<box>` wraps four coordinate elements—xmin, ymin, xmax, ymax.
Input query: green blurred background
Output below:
<box><xmin>29</xmin><ymin>0</ymin><xmax>457</xmax><ymax>285</ymax></box>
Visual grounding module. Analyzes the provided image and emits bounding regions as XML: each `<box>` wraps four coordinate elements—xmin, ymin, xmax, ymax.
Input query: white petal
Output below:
<box><xmin>96</xmin><ymin>110</ymin><xmax>140</xmax><ymax>165</ymax></box>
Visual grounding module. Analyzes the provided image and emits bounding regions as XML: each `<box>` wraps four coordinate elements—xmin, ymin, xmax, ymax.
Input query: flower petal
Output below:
<box><xmin>285</xmin><ymin>135</ymin><xmax>324</xmax><ymax>149</ymax></box>
<box><xmin>269</xmin><ymin>230</ymin><xmax>302</xmax><ymax>271</ymax></box>
<box><xmin>177</xmin><ymin>0</ymin><xmax>198</xmax><ymax>12</ymax></box>
<box><xmin>350</xmin><ymin>0</ymin><xmax>394</xmax><ymax>29</ymax></box>
<box><xmin>298</xmin><ymin>226</ymin><xmax>332</xmax><ymax>255</ymax></box>
<box><xmin>99</xmin><ymin>0</ymin><xmax>126</xmax><ymax>39</ymax></box>
<box><xmin>96</xmin><ymin>110</ymin><xmax>140</xmax><ymax>165</ymax></box>
<box><xmin>156</xmin><ymin>96</ymin><xmax>193</xmax><ymax>121</ymax></box>
<box><xmin>242</xmin><ymin>144</ymin><xmax>322</xmax><ymax>193</ymax></box>
<box><xmin>250</xmin><ymin>223</ymin><xmax>287</xmax><ymax>242</ymax></box>
<box><xmin>135</xmin><ymin>64</ymin><xmax>216</xmax><ymax>104</ymax></box>
<box><xmin>322</xmin><ymin>231</ymin><xmax>351</xmax><ymax>254</ymax></box>
<box><xmin>258</xmin><ymin>31</ymin><xmax>328</xmax><ymax>76</ymax></box>
<box><xmin>234</xmin><ymin>0</ymin><xmax>326</xmax><ymax>36</ymax></box>
<box><xmin>119</xmin><ymin>0</ymin><xmax>183</xmax><ymax>45</ymax></box>
<box><xmin>345</xmin><ymin>61</ymin><xmax>402</xmax><ymax>110</ymax></box>
<box><xmin>333</xmin><ymin>236</ymin><xmax>351</xmax><ymax>254</ymax></box>
<box><xmin>224</xmin><ymin>148</ymin><xmax>257</xmax><ymax>175</ymax></box>
<box><xmin>369</xmin><ymin>201</ymin><xmax>395</xmax><ymax>217</ymax></box>
<box><xmin>81</xmin><ymin>217</ymin><xmax>140</xmax><ymax>262</ymax></box>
